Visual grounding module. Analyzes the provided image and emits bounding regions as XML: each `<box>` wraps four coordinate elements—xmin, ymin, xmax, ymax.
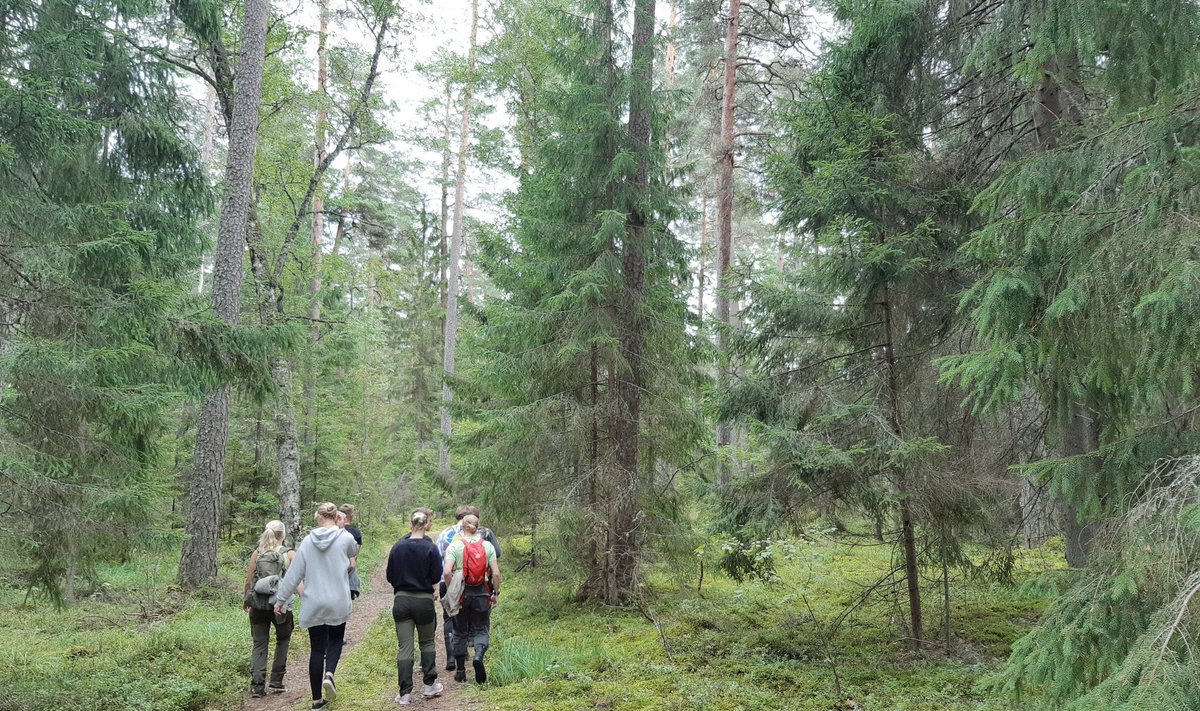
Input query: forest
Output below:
<box><xmin>3</xmin><ymin>0</ymin><xmax>1200</xmax><ymax>709</ymax></box>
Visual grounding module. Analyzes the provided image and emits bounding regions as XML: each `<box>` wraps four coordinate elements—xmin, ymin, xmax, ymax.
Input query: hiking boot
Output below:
<box><xmin>251</xmin><ymin>686</ymin><xmax>266</xmax><ymax>698</ymax></box>
<box><xmin>322</xmin><ymin>673</ymin><xmax>337</xmax><ymax>702</ymax></box>
<box><xmin>473</xmin><ymin>659</ymin><xmax>487</xmax><ymax>684</ymax></box>
<box><xmin>454</xmin><ymin>656</ymin><xmax>467</xmax><ymax>682</ymax></box>
<box><xmin>445</xmin><ymin>659</ymin><xmax>457</xmax><ymax>671</ymax></box>
<box><xmin>268</xmin><ymin>683</ymin><xmax>286</xmax><ymax>694</ymax></box>
<box><xmin>394</xmin><ymin>692</ymin><xmax>412</xmax><ymax>706</ymax></box>
<box><xmin>422</xmin><ymin>681</ymin><xmax>444</xmax><ymax>698</ymax></box>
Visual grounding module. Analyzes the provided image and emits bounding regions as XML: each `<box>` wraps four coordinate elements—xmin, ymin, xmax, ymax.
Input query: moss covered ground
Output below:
<box><xmin>0</xmin><ymin>525</ymin><xmax>1059</xmax><ymax>710</ymax></box>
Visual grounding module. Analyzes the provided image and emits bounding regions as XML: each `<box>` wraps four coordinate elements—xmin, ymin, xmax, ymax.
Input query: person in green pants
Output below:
<box><xmin>386</xmin><ymin>508</ymin><xmax>445</xmax><ymax>705</ymax></box>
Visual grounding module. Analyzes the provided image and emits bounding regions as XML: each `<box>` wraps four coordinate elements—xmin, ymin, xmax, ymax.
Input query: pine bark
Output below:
<box><xmin>605</xmin><ymin>0</ymin><xmax>656</xmax><ymax>605</ymax></box>
<box><xmin>715</xmin><ymin>0</ymin><xmax>739</xmax><ymax>487</ymax></box>
<box><xmin>438</xmin><ymin>0</ymin><xmax>479</xmax><ymax>481</ymax></box>
<box><xmin>180</xmin><ymin>0</ymin><xmax>271</xmax><ymax>587</ymax></box>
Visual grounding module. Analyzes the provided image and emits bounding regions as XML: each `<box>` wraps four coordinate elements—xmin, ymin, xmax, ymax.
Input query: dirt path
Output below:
<box><xmin>240</xmin><ymin>559</ymin><xmax>476</xmax><ymax>711</ymax></box>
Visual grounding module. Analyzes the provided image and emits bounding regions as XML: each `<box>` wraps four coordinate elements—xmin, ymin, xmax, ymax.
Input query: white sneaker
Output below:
<box><xmin>394</xmin><ymin>692</ymin><xmax>412</xmax><ymax>705</ymax></box>
<box><xmin>422</xmin><ymin>681</ymin><xmax>444</xmax><ymax>698</ymax></box>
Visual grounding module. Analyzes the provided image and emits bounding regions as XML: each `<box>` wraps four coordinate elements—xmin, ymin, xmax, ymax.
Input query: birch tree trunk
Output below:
<box><xmin>291</xmin><ymin>0</ymin><xmax>330</xmax><ymax>542</ymax></box>
<box><xmin>180</xmin><ymin>0</ymin><xmax>270</xmax><ymax>587</ymax></box>
<box><xmin>438</xmin><ymin>0</ymin><xmax>479</xmax><ymax>481</ymax></box>
<box><xmin>715</xmin><ymin>0</ymin><xmax>739</xmax><ymax>487</ymax></box>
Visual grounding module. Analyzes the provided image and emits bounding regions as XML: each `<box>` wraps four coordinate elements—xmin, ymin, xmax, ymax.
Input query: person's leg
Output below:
<box><xmin>468</xmin><ymin>596</ymin><xmax>491</xmax><ymax>683</ymax></box>
<box><xmin>324</xmin><ymin>623</ymin><xmax>347</xmax><ymax>676</ymax></box>
<box><xmin>250</xmin><ymin>610</ymin><xmax>270</xmax><ymax>694</ymax></box>
<box><xmin>394</xmin><ymin>595</ymin><xmax>417</xmax><ymax>697</ymax></box>
<box><xmin>450</xmin><ymin>607</ymin><xmax>469</xmax><ymax>680</ymax></box>
<box><xmin>414</xmin><ymin>597</ymin><xmax>439</xmax><ymax>687</ymax></box>
<box><xmin>308</xmin><ymin>625</ymin><xmax>328</xmax><ymax>700</ymax></box>
<box><xmin>440</xmin><ymin>581</ymin><xmax>455</xmax><ymax>671</ymax></box>
<box><xmin>269</xmin><ymin>611</ymin><xmax>294</xmax><ymax>690</ymax></box>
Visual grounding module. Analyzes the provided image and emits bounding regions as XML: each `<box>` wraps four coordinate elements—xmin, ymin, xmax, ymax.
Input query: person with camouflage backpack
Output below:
<box><xmin>242</xmin><ymin>520</ymin><xmax>297</xmax><ymax>698</ymax></box>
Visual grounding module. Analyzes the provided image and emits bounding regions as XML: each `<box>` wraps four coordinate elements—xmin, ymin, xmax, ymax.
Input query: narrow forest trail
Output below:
<box><xmin>239</xmin><ymin>557</ymin><xmax>476</xmax><ymax>711</ymax></box>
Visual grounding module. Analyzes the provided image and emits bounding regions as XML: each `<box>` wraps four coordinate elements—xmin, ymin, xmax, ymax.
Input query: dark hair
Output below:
<box><xmin>454</xmin><ymin>505</ymin><xmax>472</xmax><ymax>521</ymax></box>
<box><xmin>338</xmin><ymin>503</ymin><xmax>355</xmax><ymax>519</ymax></box>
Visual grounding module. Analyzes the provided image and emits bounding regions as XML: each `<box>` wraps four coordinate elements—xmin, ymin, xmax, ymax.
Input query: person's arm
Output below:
<box><xmin>442</xmin><ymin>546</ymin><xmax>456</xmax><ymax>584</ymax></box>
<box><xmin>429</xmin><ymin>547</ymin><xmax>443</xmax><ymax>595</ymax></box>
<box><xmin>386</xmin><ymin>543</ymin><xmax>400</xmax><ymax>591</ymax></box>
<box><xmin>273</xmin><ymin>546</ymin><xmax>306</xmax><ymax>616</ymax></box>
<box><xmin>287</xmin><ymin>549</ymin><xmax>303</xmax><ymax>597</ymax></box>
<box><xmin>242</xmin><ymin>550</ymin><xmax>260</xmax><ymax>611</ymax></box>
<box><xmin>488</xmin><ymin>558</ymin><xmax>501</xmax><ymax>608</ymax></box>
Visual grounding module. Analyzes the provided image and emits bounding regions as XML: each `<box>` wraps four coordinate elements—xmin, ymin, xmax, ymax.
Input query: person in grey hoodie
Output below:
<box><xmin>274</xmin><ymin>502</ymin><xmax>359</xmax><ymax>710</ymax></box>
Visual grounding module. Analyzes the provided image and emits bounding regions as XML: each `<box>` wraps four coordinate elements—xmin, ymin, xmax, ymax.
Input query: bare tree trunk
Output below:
<box><xmin>180</xmin><ymin>0</ymin><xmax>270</xmax><ymax>587</ymax></box>
<box><xmin>197</xmin><ymin>83</ymin><xmax>217</xmax><ymax>295</ymax></box>
<box><xmin>438</xmin><ymin>0</ymin><xmax>479</xmax><ymax>481</ymax></box>
<box><xmin>439</xmin><ymin>79</ymin><xmax>452</xmax><ymax>338</ymax></box>
<box><xmin>605</xmin><ymin>0</ymin><xmax>656</xmax><ymax>605</ymax></box>
<box><xmin>715</xmin><ymin>0</ymin><xmax>739</xmax><ymax>487</ymax></box>
<box><xmin>698</xmin><ymin>194</ymin><xmax>707</xmax><ymax>324</ymax></box>
<box><xmin>295</xmin><ymin>0</ymin><xmax>329</xmax><ymax>539</ymax></box>
<box><xmin>274</xmin><ymin>357</ymin><xmax>302</xmax><ymax>543</ymax></box>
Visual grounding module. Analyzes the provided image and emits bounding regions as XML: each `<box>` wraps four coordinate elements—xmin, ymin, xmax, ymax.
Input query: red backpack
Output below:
<box><xmin>462</xmin><ymin>538</ymin><xmax>489</xmax><ymax>588</ymax></box>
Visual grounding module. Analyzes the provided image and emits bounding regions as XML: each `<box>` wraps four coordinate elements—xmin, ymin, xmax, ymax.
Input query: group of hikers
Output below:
<box><xmin>242</xmin><ymin>503</ymin><xmax>501</xmax><ymax>709</ymax></box>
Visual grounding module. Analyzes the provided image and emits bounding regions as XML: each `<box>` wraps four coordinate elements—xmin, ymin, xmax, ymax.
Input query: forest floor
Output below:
<box><xmin>0</xmin><ymin>520</ymin><xmax>1062</xmax><ymax>711</ymax></box>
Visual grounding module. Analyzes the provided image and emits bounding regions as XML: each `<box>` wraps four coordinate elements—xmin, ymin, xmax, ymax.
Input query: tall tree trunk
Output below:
<box><xmin>197</xmin><ymin>83</ymin><xmax>217</xmax><ymax>295</ymax></box>
<box><xmin>1032</xmin><ymin>40</ymin><xmax>1091</xmax><ymax>566</ymax></box>
<box><xmin>274</xmin><ymin>357</ymin><xmax>302</xmax><ymax>543</ymax></box>
<box><xmin>180</xmin><ymin>0</ymin><xmax>270</xmax><ymax>587</ymax></box>
<box><xmin>698</xmin><ymin>194</ymin><xmax>708</xmax><ymax>324</ymax></box>
<box><xmin>295</xmin><ymin>0</ymin><xmax>329</xmax><ymax>539</ymax></box>
<box><xmin>439</xmin><ymin>79</ymin><xmax>452</xmax><ymax>338</ymax></box>
<box><xmin>605</xmin><ymin>0</ymin><xmax>655</xmax><ymax>605</ymax></box>
<box><xmin>880</xmin><ymin>280</ymin><xmax>923</xmax><ymax>651</ymax></box>
<box><xmin>715</xmin><ymin>0</ymin><xmax>739</xmax><ymax>487</ymax></box>
<box><xmin>438</xmin><ymin>0</ymin><xmax>479</xmax><ymax>481</ymax></box>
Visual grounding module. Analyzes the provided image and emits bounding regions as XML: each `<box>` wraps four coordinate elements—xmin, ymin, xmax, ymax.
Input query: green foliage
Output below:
<box><xmin>0</xmin><ymin>0</ymin><xmax>221</xmax><ymax>605</ymax></box>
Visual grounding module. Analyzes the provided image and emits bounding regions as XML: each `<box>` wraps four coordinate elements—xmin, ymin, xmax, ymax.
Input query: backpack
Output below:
<box><xmin>462</xmin><ymin>538</ymin><xmax>489</xmax><ymax>588</ymax></box>
<box><xmin>246</xmin><ymin>548</ymin><xmax>288</xmax><ymax>611</ymax></box>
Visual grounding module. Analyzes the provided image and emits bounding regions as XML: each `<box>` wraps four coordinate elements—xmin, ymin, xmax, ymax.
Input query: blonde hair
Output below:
<box><xmin>410</xmin><ymin>508</ymin><xmax>431</xmax><ymax>529</ymax></box>
<box><xmin>315</xmin><ymin>502</ymin><xmax>338</xmax><ymax>523</ymax></box>
<box><xmin>460</xmin><ymin>514</ymin><xmax>479</xmax><ymax>535</ymax></box>
<box><xmin>256</xmin><ymin>520</ymin><xmax>286</xmax><ymax>554</ymax></box>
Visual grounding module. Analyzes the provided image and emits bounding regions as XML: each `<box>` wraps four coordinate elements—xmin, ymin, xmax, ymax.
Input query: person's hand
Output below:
<box><xmin>273</xmin><ymin>603</ymin><xmax>284</xmax><ymax>617</ymax></box>
<box><xmin>244</xmin><ymin>603</ymin><xmax>251</xmax><ymax>613</ymax></box>
<box><xmin>489</xmin><ymin>593</ymin><xmax>498</xmax><ymax>609</ymax></box>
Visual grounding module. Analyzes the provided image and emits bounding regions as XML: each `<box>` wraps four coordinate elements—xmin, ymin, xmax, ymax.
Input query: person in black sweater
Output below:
<box><xmin>386</xmin><ymin>508</ymin><xmax>444</xmax><ymax>705</ymax></box>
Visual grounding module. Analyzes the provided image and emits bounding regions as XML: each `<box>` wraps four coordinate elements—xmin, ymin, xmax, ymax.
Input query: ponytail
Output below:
<box><xmin>256</xmin><ymin>520</ymin><xmax>286</xmax><ymax>554</ymax></box>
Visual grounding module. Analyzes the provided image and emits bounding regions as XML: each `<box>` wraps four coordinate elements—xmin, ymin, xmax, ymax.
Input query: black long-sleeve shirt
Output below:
<box><xmin>385</xmin><ymin>535</ymin><xmax>442</xmax><ymax>594</ymax></box>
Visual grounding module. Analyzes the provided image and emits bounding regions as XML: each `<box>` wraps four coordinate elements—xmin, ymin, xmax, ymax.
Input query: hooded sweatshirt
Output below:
<box><xmin>274</xmin><ymin>525</ymin><xmax>359</xmax><ymax>629</ymax></box>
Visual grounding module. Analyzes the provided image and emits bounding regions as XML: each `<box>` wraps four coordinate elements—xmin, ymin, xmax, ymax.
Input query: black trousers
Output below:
<box><xmin>307</xmin><ymin>623</ymin><xmax>346</xmax><ymax>700</ymax></box>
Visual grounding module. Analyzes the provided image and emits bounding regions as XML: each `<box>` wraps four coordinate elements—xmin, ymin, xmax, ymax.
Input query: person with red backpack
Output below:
<box><xmin>441</xmin><ymin>514</ymin><xmax>501</xmax><ymax>683</ymax></box>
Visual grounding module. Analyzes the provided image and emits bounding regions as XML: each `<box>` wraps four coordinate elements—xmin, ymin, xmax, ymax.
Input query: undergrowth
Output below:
<box><xmin>0</xmin><ymin>519</ymin><xmax>395</xmax><ymax>711</ymax></box>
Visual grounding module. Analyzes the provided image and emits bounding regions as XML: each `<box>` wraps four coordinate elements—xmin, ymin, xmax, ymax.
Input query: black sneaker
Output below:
<box><xmin>453</xmin><ymin>669</ymin><xmax>466</xmax><ymax>682</ymax></box>
<box><xmin>473</xmin><ymin>659</ymin><xmax>487</xmax><ymax>684</ymax></box>
<box><xmin>445</xmin><ymin>660</ymin><xmax>457</xmax><ymax>671</ymax></box>
<box><xmin>312</xmin><ymin>701</ymin><xmax>330</xmax><ymax>710</ymax></box>
<box><xmin>322</xmin><ymin>673</ymin><xmax>337</xmax><ymax>702</ymax></box>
